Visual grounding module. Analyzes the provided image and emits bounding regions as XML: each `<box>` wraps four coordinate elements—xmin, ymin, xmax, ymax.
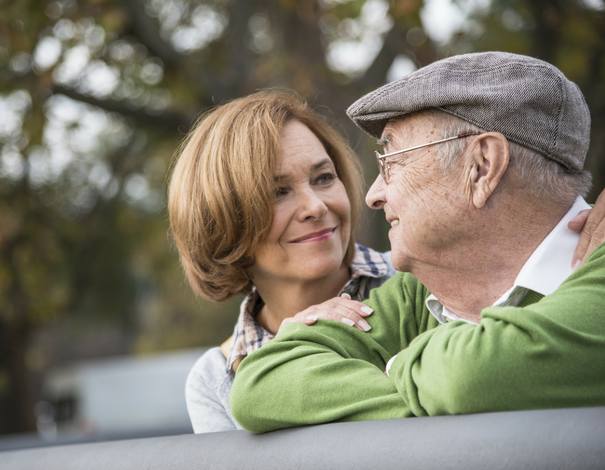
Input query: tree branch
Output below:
<box><xmin>52</xmin><ymin>85</ymin><xmax>196</xmax><ymax>132</ymax></box>
<box><xmin>354</xmin><ymin>24</ymin><xmax>409</xmax><ymax>93</ymax></box>
<box><xmin>122</xmin><ymin>0</ymin><xmax>185</xmax><ymax>70</ymax></box>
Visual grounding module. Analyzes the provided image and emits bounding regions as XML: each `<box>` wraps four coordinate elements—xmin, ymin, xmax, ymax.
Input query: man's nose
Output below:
<box><xmin>366</xmin><ymin>175</ymin><xmax>386</xmax><ymax>210</ymax></box>
<box><xmin>298</xmin><ymin>189</ymin><xmax>328</xmax><ymax>220</ymax></box>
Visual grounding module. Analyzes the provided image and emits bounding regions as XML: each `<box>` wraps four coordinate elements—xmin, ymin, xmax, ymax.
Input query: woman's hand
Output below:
<box><xmin>569</xmin><ymin>189</ymin><xmax>605</xmax><ymax>269</ymax></box>
<box><xmin>278</xmin><ymin>294</ymin><xmax>373</xmax><ymax>334</ymax></box>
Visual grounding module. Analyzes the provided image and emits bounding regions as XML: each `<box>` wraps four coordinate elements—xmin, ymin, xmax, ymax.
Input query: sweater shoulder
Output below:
<box><xmin>186</xmin><ymin>347</ymin><xmax>232</xmax><ymax>397</ymax></box>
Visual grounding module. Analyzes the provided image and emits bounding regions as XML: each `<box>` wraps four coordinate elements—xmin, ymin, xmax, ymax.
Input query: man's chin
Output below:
<box><xmin>389</xmin><ymin>251</ymin><xmax>409</xmax><ymax>273</ymax></box>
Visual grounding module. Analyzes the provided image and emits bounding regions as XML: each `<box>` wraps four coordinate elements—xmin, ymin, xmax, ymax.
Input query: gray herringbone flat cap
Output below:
<box><xmin>347</xmin><ymin>52</ymin><xmax>590</xmax><ymax>171</ymax></box>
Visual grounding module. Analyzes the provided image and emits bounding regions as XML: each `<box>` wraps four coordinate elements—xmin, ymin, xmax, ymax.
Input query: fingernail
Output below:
<box><xmin>572</xmin><ymin>260</ymin><xmax>582</xmax><ymax>272</ymax></box>
<box><xmin>360</xmin><ymin>306</ymin><xmax>374</xmax><ymax>315</ymax></box>
<box><xmin>340</xmin><ymin>318</ymin><xmax>355</xmax><ymax>327</ymax></box>
<box><xmin>359</xmin><ymin>319</ymin><xmax>372</xmax><ymax>331</ymax></box>
<box><xmin>340</xmin><ymin>293</ymin><xmax>352</xmax><ymax>299</ymax></box>
<box><xmin>306</xmin><ymin>315</ymin><xmax>318</xmax><ymax>322</ymax></box>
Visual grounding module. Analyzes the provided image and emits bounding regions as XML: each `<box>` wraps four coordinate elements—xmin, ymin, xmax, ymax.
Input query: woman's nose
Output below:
<box><xmin>297</xmin><ymin>189</ymin><xmax>328</xmax><ymax>221</ymax></box>
<box><xmin>366</xmin><ymin>175</ymin><xmax>386</xmax><ymax>210</ymax></box>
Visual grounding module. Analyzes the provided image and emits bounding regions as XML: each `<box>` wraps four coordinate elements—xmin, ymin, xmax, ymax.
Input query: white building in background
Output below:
<box><xmin>36</xmin><ymin>348</ymin><xmax>207</xmax><ymax>439</ymax></box>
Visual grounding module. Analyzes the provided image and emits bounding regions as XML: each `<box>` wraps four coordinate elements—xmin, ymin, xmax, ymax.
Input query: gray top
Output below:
<box><xmin>185</xmin><ymin>347</ymin><xmax>241</xmax><ymax>432</ymax></box>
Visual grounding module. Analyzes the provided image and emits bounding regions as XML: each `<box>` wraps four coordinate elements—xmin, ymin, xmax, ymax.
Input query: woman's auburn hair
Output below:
<box><xmin>168</xmin><ymin>91</ymin><xmax>364</xmax><ymax>302</ymax></box>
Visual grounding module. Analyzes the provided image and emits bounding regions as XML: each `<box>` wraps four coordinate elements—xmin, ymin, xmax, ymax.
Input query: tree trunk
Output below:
<box><xmin>0</xmin><ymin>318</ymin><xmax>35</xmax><ymax>434</ymax></box>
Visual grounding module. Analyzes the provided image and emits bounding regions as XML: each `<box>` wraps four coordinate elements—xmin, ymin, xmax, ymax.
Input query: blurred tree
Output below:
<box><xmin>0</xmin><ymin>0</ymin><xmax>603</xmax><ymax>434</ymax></box>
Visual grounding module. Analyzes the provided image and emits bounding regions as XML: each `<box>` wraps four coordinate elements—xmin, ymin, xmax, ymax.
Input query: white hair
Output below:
<box><xmin>424</xmin><ymin>108</ymin><xmax>592</xmax><ymax>204</ymax></box>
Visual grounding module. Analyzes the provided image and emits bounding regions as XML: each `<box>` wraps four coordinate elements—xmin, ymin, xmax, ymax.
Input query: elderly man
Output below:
<box><xmin>230</xmin><ymin>52</ymin><xmax>605</xmax><ymax>433</ymax></box>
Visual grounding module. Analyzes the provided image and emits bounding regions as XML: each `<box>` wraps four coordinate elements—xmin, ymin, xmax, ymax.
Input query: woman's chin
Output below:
<box><xmin>295</xmin><ymin>257</ymin><xmax>345</xmax><ymax>281</ymax></box>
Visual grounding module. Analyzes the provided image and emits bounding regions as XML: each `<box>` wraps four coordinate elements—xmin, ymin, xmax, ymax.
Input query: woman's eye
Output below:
<box><xmin>275</xmin><ymin>187</ymin><xmax>288</xmax><ymax>198</ymax></box>
<box><xmin>316</xmin><ymin>172</ymin><xmax>336</xmax><ymax>185</ymax></box>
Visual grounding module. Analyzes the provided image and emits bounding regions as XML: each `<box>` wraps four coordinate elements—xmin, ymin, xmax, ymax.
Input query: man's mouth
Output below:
<box><xmin>390</xmin><ymin>219</ymin><xmax>400</xmax><ymax>227</ymax></box>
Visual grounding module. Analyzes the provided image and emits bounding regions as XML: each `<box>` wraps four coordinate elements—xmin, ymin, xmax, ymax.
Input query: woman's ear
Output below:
<box><xmin>467</xmin><ymin>133</ymin><xmax>509</xmax><ymax>209</ymax></box>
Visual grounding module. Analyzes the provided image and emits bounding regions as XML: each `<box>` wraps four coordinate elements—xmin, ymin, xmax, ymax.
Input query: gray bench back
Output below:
<box><xmin>3</xmin><ymin>407</ymin><xmax>605</xmax><ymax>469</ymax></box>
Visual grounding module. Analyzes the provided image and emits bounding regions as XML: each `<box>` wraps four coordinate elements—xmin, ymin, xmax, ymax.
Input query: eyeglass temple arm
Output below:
<box><xmin>377</xmin><ymin>133</ymin><xmax>482</xmax><ymax>160</ymax></box>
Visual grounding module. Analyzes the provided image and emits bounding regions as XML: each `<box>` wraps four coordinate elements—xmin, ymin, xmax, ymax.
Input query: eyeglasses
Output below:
<box><xmin>375</xmin><ymin>132</ymin><xmax>483</xmax><ymax>184</ymax></box>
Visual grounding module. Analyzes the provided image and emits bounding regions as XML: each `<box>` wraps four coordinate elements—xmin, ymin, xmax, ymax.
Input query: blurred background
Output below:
<box><xmin>0</xmin><ymin>0</ymin><xmax>604</xmax><ymax>444</ymax></box>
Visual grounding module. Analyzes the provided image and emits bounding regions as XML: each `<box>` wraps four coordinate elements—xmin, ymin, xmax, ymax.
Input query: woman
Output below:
<box><xmin>168</xmin><ymin>91</ymin><xmax>396</xmax><ymax>433</ymax></box>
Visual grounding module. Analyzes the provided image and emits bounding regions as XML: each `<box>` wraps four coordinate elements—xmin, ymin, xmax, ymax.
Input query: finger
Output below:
<box><xmin>567</xmin><ymin>209</ymin><xmax>590</xmax><ymax>232</ymax></box>
<box><xmin>330</xmin><ymin>299</ymin><xmax>372</xmax><ymax>331</ymax></box>
<box><xmin>279</xmin><ymin>314</ymin><xmax>318</xmax><ymax>330</ymax></box>
<box><xmin>282</xmin><ymin>297</ymin><xmax>375</xmax><ymax>333</ymax></box>
<box><xmin>327</xmin><ymin>298</ymin><xmax>374</xmax><ymax>330</ymax></box>
<box><xmin>581</xmin><ymin>221</ymin><xmax>605</xmax><ymax>266</ymax></box>
<box><xmin>572</xmin><ymin>188</ymin><xmax>605</xmax><ymax>267</ymax></box>
<box><xmin>339</xmin><ymin>316</ymin><xmax>372</xmax><ymax>332</ymax></box>
<box><xmin>278</xmin><ymin>315</ymin><xmax>315</xmax><ymax>334</ymax></box>
<box><xmin>305</xmin><ymin>303</ymin><xmax>372</xmax><ymax>332</ymax></box>
<box><xmin>571</xmin><ymin>211</ymin><xmax>592</xmax><ymax>269</ymax></box>
<box><xmin>327</xmin><ymin>296</ymin><xmax>374</xmax><ymax>317</ymax></box>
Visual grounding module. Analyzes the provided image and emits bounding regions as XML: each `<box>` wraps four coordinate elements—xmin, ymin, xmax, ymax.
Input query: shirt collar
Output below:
<box><xmin>226</xmin><ymin>289</ymin><xmax>268</xmax><ymax>374</ymax></box>
<box><xmin>507</xmin><ymin>195</ymin><xmax>590</xmax><ymax>297</ymax></box>
<box><xmin>427</xmin><ymin>196</ymin><xmax>590</xmax><ymax>324</ymax></box>
<box><xmin>226</xmin><ymin>243</ymin><xmax>388</xmax><ymax>373</ymax></box>
<box><xmin>347</xmin><ymin>243</ymin><xmax>389</xmax><ymax>280</ymax></box>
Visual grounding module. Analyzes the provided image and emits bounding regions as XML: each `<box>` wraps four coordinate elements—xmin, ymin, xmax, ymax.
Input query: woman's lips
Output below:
<box><xmin>290</xmin><ymin>227</ymin><xmax>336</xmax><ymax>243</ymax></box>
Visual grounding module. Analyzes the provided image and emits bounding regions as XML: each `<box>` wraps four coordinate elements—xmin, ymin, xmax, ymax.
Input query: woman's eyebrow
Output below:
<box><xmin>311</xmin><ymin>158</ymin><xmax>333</xmax><ymax>171</ymax></box>
<box><xmin>273</xmin><ymin>158</ymin><xmax>333</xmax><ymax>181</ymax></box>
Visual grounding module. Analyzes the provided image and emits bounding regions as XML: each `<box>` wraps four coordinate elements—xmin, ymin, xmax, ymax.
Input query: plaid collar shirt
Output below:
<box><xmin>226</xmin><ymin>244</ymin><xmax>392</xmax><ymax>374</ymax></box>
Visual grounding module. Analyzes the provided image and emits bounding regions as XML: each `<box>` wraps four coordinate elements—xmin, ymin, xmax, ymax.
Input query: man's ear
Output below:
<box><xmin>466</xmin><ymin>133</ymin><xmax>509</xmax><ymax>209</ymax></box>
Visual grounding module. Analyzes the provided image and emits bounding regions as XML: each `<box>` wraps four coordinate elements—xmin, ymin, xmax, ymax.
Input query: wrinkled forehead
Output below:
<box><xmin>378</xmin><ymin>112</ymin><xmax>436</xmax><ymax>149</ymax></box>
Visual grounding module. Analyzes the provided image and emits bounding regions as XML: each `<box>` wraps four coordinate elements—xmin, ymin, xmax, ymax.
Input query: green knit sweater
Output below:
<box><xmin>231</xmin><ymin>243</ymin><xmax>605</xmax><ymax>433</ymax></box>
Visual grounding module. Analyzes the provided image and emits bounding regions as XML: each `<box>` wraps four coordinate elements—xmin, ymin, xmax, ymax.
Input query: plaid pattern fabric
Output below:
<box><xmin>226</xmin><ymin>244</ymin><xmax>391</xmax><ymax>373</ymax></box>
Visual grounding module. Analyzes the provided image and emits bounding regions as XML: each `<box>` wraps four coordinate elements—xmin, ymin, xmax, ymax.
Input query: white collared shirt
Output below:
<box><xmin>386</xmin><ymin>196</ymin><xmax>590</xmax><ymax>375</ymax></box>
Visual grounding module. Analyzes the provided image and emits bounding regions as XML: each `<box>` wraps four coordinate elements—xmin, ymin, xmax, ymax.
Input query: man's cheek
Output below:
<box><xmin>395</xmin><ymin>171</ymin><xmax>435</xmax><ymax>210</ymax></box>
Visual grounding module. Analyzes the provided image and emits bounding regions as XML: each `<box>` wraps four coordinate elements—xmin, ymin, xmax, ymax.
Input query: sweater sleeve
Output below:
<box><xmin>185</xmin><ymin>347</ymin><xmax>240</xmax><ymax>433</ymax></box>
<box><xmin>388</xmin><ymin>243</ymin><xmax>605</xmax><ymax>416</ymax></box>
<box><xmin>230</xmin><ymin>273</ymin><xmax>437</xmax><ymax>433</ymax></box>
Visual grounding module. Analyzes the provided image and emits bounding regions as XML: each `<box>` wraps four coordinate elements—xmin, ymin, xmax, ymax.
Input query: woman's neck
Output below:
<box><xmin>254</xmin><ymin>264</ymin><xmax>351</xmax><ymax>335</ymax></box>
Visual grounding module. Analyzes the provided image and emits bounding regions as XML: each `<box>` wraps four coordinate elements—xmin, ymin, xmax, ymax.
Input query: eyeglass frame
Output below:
<box><xmin>375</xmin><ymin>132</ymin><xmax>483</xmax><ymax>184</ymax></box>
